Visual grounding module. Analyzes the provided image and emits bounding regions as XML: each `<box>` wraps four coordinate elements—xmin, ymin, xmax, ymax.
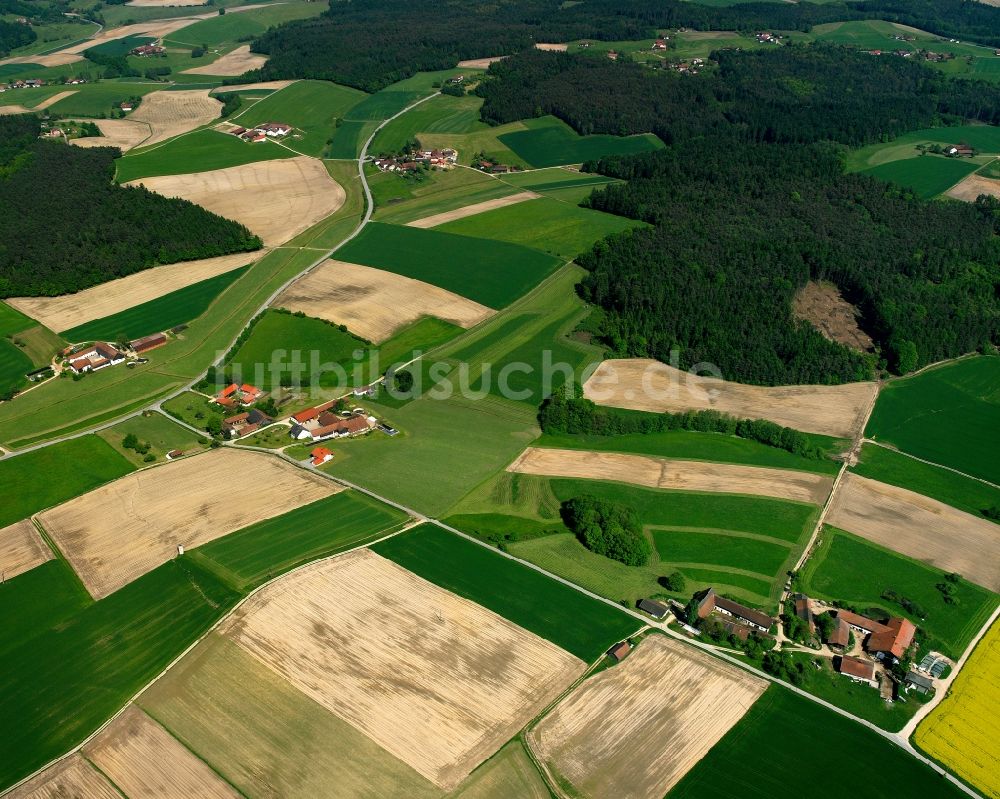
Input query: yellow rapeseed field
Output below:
<box><xmin>915</xmin><ymin>620</ymin><xmax>1000</xmax><ymax>799</ymax></box>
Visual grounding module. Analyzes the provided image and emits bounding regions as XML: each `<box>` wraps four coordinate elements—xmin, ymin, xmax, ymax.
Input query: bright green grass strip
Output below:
<box><xmin>800</xmin><ymin>526</ymin><xmax>998</xmax><ymax>659</ymax></box>
<box><xmin>0</xmin><ymin>559</ymin><xmax>90</xmax><ymax>658</ymax></box>
<box><xmin>852</xmin><ymin>443</ymin><xmax>1000</xmax><ymax>520</ymax></box>
<box><xmin>0</xmin><ymin>558</ymin><xmax>240</xmax><ymax>791</ymax></box>
<box><xmin>0</xmin><ymin>339</ymin><xmax>32</xmax><ymax>397</ymax></box>
<box><xmin>326</xmin><ymin>119</ymin><xmax>380</xmax><ymax>159</ymax></box>
<box><xmin>537</xmin><ymin>430</ymin><xmax>841</xmax><ymax>474</ymax></box>
<box><xmin>62</xmin><ymin>266</ymin><xmax>250</xmax><ymax>342</ymax></box>
<box><xmin>499</xmin><ymin>117</ymin><xmax>664</xmax><ymax>168</ymax></box>
<box><xmin>117</xmin><ymin>129</ymin><xmax>295</xmax><ymax>182</ymax></box>
<box><xmin>0</xmin><ymin>436</ymin><xmax>134</xmax><ymax>528</ymax></box>
<box><xmin>668</xmin><ymin>684</ymin><xmax>966</xmax><ymax>798</ymax></box>
<box><xmin>0</xmin><ymin>301</ymin><xmax>34</xmax><ymax>338</ymax></box>
<box><xmin>45</xmin><ymin>81</ymin><xmax>162</xmax><ymax>117</ymax></box>
<box><xmin>676</xmin><ymin>566</ymin><xmax>773</xmax><ymax>597</ymax></box>
<box><xmin>866</xmin><ymin>356</ymin><xmax>1000</xmax><ymax>484</ymax></box>
<box><xmin>436</xmin><ymin>195</ymin><xmax>645</xmax><ymax>261</ymax></box>
<box><xmin>335</xmin><ymin>222</ymin><xmax>562</xmax><ymax>308</ymax></box>
<box><xmin>862</xmin><ymin>156</ymin><xmax>977</xmax><ymax>198</ymax></box>
<box><xmin>193</xmin><ymin>491</ymin><xmax>407</xmax><ymax>590</ymax></box>
<box><xmin>651</xmin><ymin>527</ymin><xmax>791</xmax><ymax>575</ymax></box>
<box><xmin>371</xmin><ymin>523</ymin><xmax>639</xmax><ymax>660</ymax></box>
<box><xmin>345</xmin><ymin>91</ymin><xmax>426</xmax><ymax>121</ymax></box>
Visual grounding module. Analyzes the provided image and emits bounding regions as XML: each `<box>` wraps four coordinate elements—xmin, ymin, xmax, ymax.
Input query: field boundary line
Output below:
<box><xmin>861</xmin><ymin>438</ymin><xmax>1000</xmax><ymax>491</ymax></box>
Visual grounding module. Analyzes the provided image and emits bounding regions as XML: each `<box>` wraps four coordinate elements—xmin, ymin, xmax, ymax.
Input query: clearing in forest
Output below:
<box><xmin>0</xmin><ymin>520</ymin><xmax>52</xmax><ymax>581</ymax></box>
<box><xmin>37</xmin><ymin>449</ymin><xmax>338</xmax><ymax>599</ymax></box>
<box><xmin>528</xmin><ymin>635</ymin><xmax>766</xmax><ymax>799</ymax></box>
<box><xmin>276</xmin><ymin>260</ymin><xmax>493</xmax><ymax>343</ymax></box>
<box><xmin>125</xmin><ymin>156</ymin><xmax>345</xmax><ymax>245</ymax></box>
<box><xmin>946</xmin><ymin>172</ymin><xmax>1000</xmax><ymax>202</ymax></box>
<box><xmin>584</xmin><ymin>358</ymin><xmax>876</xmax><ymax>439</ymax></box>
<box><xmin>219</xmin><ymin>548</ymin><xmax>585</xmax><ymax>790</ymax></box>
<box><xmin>826</xmin><ymin>472</ymin><xmax>1000</xmax><ymax>591</ymax></box>
<box><xmin>507</xmin><ymin>447</ymin><xmax>833</xmax><ymax>505</ymax></box>
<box><xmin>7</xmin><ymin>251</ymin><xmax>258</xmax><ymax>334</ymax></box>
<box><xmin>792</xmin><ymin>281</ymin><xmax>873</xmax><ymax>352</ymax></box>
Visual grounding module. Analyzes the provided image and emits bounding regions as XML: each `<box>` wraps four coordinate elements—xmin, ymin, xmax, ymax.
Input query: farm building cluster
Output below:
<box><xmin>213</xmin><ymin>382</ymin><xmax>266</xmax><ymax>409</ymax></box>
<box><xmin>289</xmin><ymin>401</ymin><xmax>377</xmax><ymax>443</ymax></box>
<box><xmin>472</xmin><ymin>156</ymin><xmax>522</xmax><ymax>174</ymax></box>
<box><xmin>63</xmin><ymin>333</ymin><xmax>169</xmax><ymax>375</ymax></box>
<box><xmin>222</xmin><ymin>408</ymin><xmax>273</xmax><ymax>439</ymax></box>
<box><xmin>373</xmin><ymin>147</ymin><xmax>458</xmax><ymax>173</ymax></box>
<box><xmin>130</xmin><ymin>43</ymin><xmax>166</xmax><ymax>57</ymax></box>
<box><xmin>228</xmin><ymin>121</ymin><xmax>294</xmax><ymax>143</ymax></box>
<box><xmin>0</xmin><ymin>78</ymin><xmax>45</xmax><ymax>92</ymax></box>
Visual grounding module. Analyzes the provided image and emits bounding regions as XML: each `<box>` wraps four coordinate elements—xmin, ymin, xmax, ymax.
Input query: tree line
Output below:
<box><xmin>0</xmin><ymin>115</ymin><xmax>262</xmax><ymax>298</ymax></box>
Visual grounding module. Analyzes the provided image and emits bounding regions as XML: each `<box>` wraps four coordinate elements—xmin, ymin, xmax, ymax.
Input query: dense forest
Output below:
<box><xmin>0</xmin><ymin>116</ymin><xmax>261</xmax><ymax>297</ymax></box>
<box><xmin>0</xmin><ymin>20</ymin><xmax>35</xmax><ymax>57</ymax></box>
<box><xmin>248</xmin><ymin>0</ymin><xmax>1000</xmax><ymax>91</ymax></box>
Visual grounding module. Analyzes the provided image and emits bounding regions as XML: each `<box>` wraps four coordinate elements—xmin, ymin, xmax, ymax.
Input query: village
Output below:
<box><xmin>225</xmin><ymin>120</ymin><xmax>294</xmax><ymax>143</ymax></box>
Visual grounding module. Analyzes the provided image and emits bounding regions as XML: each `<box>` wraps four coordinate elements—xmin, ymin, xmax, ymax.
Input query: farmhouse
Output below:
<box><xmin>696</xmin><ymin>588</ymin><xmax>773</xmax><ymax>633</ymax></box>
<box><xmin>120</xmin><ymin>101</ymin><xmax>134</xmax><ymax>112</ymax></box>
<box><xmin>131</xmin><ymin>43</ymin><xmax>166</xmax><ymax>57</ymax></box>
<box><xmin>608</xmin><ymin>640</ymin><xmax>631</xmax><ymax>661</ymax></box>
<box><xmin>238</xmin><ymin>122</ymin><xmax>292</xmax><ymax>142</ymax></box>
<box><xmin>68</xmin><ymin>342</ymin><xmax>125</xmax><ymax>374</ymax></box>
<box><xmin>826</xmin><ymin>610</ymin><xmax>916</xmax><ymax>663</ymax></box>
<box><xmin>637</xmin><ymin>598</ymin><xmax>668</xmax><ymax>619</ymax></box>
<box><xmin>214</xmin><ymin>383</ymin><xmax>265</xmax><ymax>407</ymax></box>
<box><xmin>793</xmin><ymin>593</ymin><xmax>815</xmax><ymax>634</ymax></box>
<box><xmin>222</xmin><ymin>408</ymin><xmax>273</xmax><ymax>439</ymax></box>
<box><xmin>130</xmin><ymin>332</ymin><xmax>167</xmax><ymax>354</ymax></box>
<box><xmin>310</xmin><ymin>446</ymin><xmax>333</xmax><ymax>466</ymax></box>
<box><xmin>290</xmin><ymin>411</ymin><xmax>376</xmax><ymax>442</ymax></box>
<box><xmin>825</xmin><ymin>615</ymin><xmax>851</xmax><ymax>649</ymax></box>
<box><xmin>836</xmin><ymin>655</ymin><xmax>877</xmax><ymax>686</ymax></box>
<box><xmin>653</xmin><ymin>38</ymin><xmax>668</xmax><ymax>50</ymax></box>
<box><xmin>947</xmin><ymin>144</ymin><xmax>975</xmax><ymax>157</ymax></box>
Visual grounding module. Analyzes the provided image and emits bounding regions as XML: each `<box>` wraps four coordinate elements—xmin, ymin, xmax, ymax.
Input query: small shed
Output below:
<box><xmin>637</xmin><ymin>598</ymin><xmax>668</xmax><ymax>620</ymax></box>
<box><xmin>608</xmin><ymin>641</ymin><xmax>631</xmax><ymax>661</ymax></box>
<box><xmin>905</xmin><ymin>670</ymin><xmax>934</xmax><ymax>694</ymax></box>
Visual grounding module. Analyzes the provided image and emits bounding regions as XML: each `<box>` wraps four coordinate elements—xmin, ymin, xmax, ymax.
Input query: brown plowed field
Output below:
<box><xmin>583</xmin><ymin>358</ymin><xmax>876</xmax><ymax>439</ymax></box>
<box><xmin>508</xmin><ymin>447</ymin><xmax>833</xmax><ymax>505</ymax></box>
<box><xmin>0</xmin><ymin>519</ymin><xmax>51</xmax><ymax>581</ymax></box>
<box><xmin>37</xmin><ymin>449</ymin><xmax>338</xmax><ymax>599</ymax></box>
<box><xmin>220</xmin><ymin>548</ymin><xmax>585</xmax><ymax>790</ymax></box>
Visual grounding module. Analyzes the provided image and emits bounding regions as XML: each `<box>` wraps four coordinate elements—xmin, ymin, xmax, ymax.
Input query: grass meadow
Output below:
<box><xmin>334</xmin><ymin>222</ymin><xmax>563</xmax><ymax>308</ymax></box>
<box><xmin>161</xmin><ymin>1</ymin><xmax>326</xmax><ymax>47</ymax></box>
<box><xmin>97</xmin><ymin>411</ymin><xmax>205</xmax><ymax>467</ymax></box>
<box><xmin>371</xmin><ymin>523</ymin><xmax>640</xmax><ymax>660</ymax></box>
<box><xmin>116</xmin><ymin>128</ymin><xmax>295</xmax><ymax>182</ymax></box>
<box><xmin>802</xmin><ymin>527</ymin><xmax>998</xmax><ymax>659</ymax></box>
<box><xmin>62</xmin><ymin>266</ymin><xmax>249</xmax><ymax>341</ymax></box>
<box><xmin>498</xmin><ymin>116</ymin><xmax>664</xmax><ymax>168</ymax></box>
<box><xmin>344</xmin><ymin>90</ymin><xmax>427</xmax><ymax>121</ymax></box>
<box><xmin>370</xmin><ymin>165</ymin><xmax>519</xmax><ymax>224</ymax></box>
<box><xmin>0</xmin><ymin>302</ymin><xmax>34</xmax><ymax>397</ymax></box>
<box><xmin>436</xmin><ymin>195</ymin><xmax>646</xmax><ymax>261</ymax></box>
<box><xmin>866</xmin><ymin>356</ymin><xmax>1000</xmax><ymax>484</ymax></box>
<box><xmin>45</xmin><ymin>81</ymin><xmax>163</xmax><ymax>117</ymax></box>
<box><xmin>369</xmin><ymin>92</ymin><xmax>488</xmax><ymax>154</ymax></box>
<box><xmin>861</xmin><ymin>156</ymin><xmax>978</xmax><ymax>198</ymax></box>
<box><xmin>326</xmin><ymin>119</ymin><xmax>380</xmax><ymax>159</ymax></box>
<box><xmin>847</xmin><ymin>124</ymin><xmax>1000</xmax><ymax>172</ymax></box>
<box><xmin>852</xmin><ymin>443</ymin><xmax>1000</xmax><ymax>521</ymax></box>
<box><xmin>668</xmin><ymin>685</ymin><xmax>968</xmax><ymax>799</ymax></box>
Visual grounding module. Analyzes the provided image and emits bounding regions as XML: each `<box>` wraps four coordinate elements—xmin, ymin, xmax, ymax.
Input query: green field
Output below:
<box><xmin>335</xmin><ymin>222</ymin><xmax>562</xmax><ymax>308</ymax></box>
<box><xmin>499</xmin><ymin>166</ymin><xmax>619</xmax><ymax>195</ymax></box>
<box><xmin>193</xmin><ymin>490</ymin><xmax>408</xmax><ymax>590</ymax></box>
<box><xmin>371</xmin><ymin>523</ymin><xmax>639</xmax><ymax>660</ymax></box>
<box><xmin>436</xmin><ymin>195</ymin><xmax>646</xmax><ymax>261</ymax></box>
<box><xmin>370</xmin><ymin>92</ymin><xmax>488</xmax><ymax>154</ymax></box>
<box><xmin>85</xmin><ymin>34</ymin><xmax>154</xmax><ymax>57</ymax></box>
<box><xmin>847</xmin><ymin>125</ymin><xmax>1000</xmax><ymax>172</ymax></box>
<box><xmin>230</xmin><ymin>80</ymin><xmax>367</xmax><ymax>157</ymax></box>
<box><xmin>498</xmin><ymin>116</ymin><xmax>664</xmax><ymax>168</ymax></box>
<box><xmin>117</xmin><ymin>129</ymin><xmax>295</xmax><ymax>182</ymax></box>
<box><xmin>161</xmin><ymin>1</ymin><xmax>327</xmax><ymax>47</ymax></box>
<box><xmin>862</xmin><ymin>156</ymin><xmax>977</xmax><ymax>198</ymax></box>
<box><xmin>668</xmin><ymin>686</ymin><xmax>967</xmax><ymax>799</ymax></box>
<box><xmin>0</xmin><ymin>307</ymin><xmax>33</xmax><ymax>396</ymax></box>
<box><xmin>801</xmin><ymin>527</ymin><xmax>998</xmax><ymax>659</ymax></box>
<box><xmin>0</xmin><ymin>436</ymin><xmax>134</xmax><ymax>528</ymax></box>
<box><xmin>866</xmin><ymin>357</ymin><xmax>1000</xmax><ymax>483</ymax></box>
<box><xmin>62</xmin><ymin>265</ymin><xmax>250</xmax><ymax>341</ymax></box>
<box><xmin>536</xmin><ymin>429</ymin><xmax>842</xmax><ymax>474</ymax></box>
<box><xmin>652</xmin><ymin>527</ymin><xmax>794</xmax><ymax>575</ymax></box>
<box><xmin>96</xmin><ymin>411</ymin><xmax>204</xmax><ymax>467</ymax></box>
<box><xmin>326</xmin><ymin>118</ymin><xmax>380</xmax><ymax>159</ymax></box>
<box><xmin>852</xmin><ymin>443</ymin><xmax>1000</xmax><ymax>521</ymax></box>
<box><xmin>343</xmin><ymin>90</ymin><xmax>426</xmax><ymax>121</ymax></box>
<box><xmin>45</xmin><ymin>81</ymin><xmax>163</xmax><ymax>117</ymax></box>
<box><xmin>371</xmin><ymin>166</ymin><xmax>520</xmax><ymax>225</ymax></box>
<box><xmin>0</xmin><ymin>559</ymin><xmax>90</xmax><ymax>659</ymax></box>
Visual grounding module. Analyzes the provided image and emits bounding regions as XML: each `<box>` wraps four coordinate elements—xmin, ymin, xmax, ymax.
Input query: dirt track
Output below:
<box><xmin>221</xmin><ymin>549</ymin><xmax>585</xmax><ymax>790</ymax></box>
<box><xmin>277</xmin><ymin>259</ymin><xmax>493</xmax><ymax>342</ymax></box>
<box><xmin>406</xmin><ymin>191</ymin><xmax>539</xmax><ymax>228</ymax></box>
<box><xmin>584</xmin><ymin>358</ymin><xmax>876</xmax><ymax>439</ymax></box>
<box><xmin>69</xmin><ymin>118</ymin><xmax>152</xmax><ymax>152</ymax></box>
<box><xmin>126</xmin><ymin>156</ymin><xmax>346</xmax><ymax>245</ymax></box>
<box><xmin>184</xmin><ymin>44</ymin><xmax>268</xmax><ymax>76</ymax></box>
<box><xmin>826</xmin><ymin>472</ymin><xmax>1000</xmax><ymax>591</ymax></box>
<box><xmin>528</xmin><ymin>635</ymin><xmax>766</xmax><ymax>799</ymax></box>
<box><xmin>7</xmin><ymin>754</ymin><xmax>120</xmax><ymax>799</ymax></box>
<box><xmin>37</xmin><ymin>449</ymin><xmax>338</xmax><ymax>599</ymax></box>
<box><xmin>0</xmin><ymin>519</ymin><xmax>52</xmax><ymax>581</ymax></box>
<box><xmin>85</xmin><ymin>705</ymin><xmax>239</xmax><ymax>798</ymax></box>
<box><xmin>7</xmin><ymin>251</ymin><xmax>258</xmax><ymax>333</ymax></box>
<box><xmin>128</xmin><ymin>89</ymin><xmax>222</xmax><ymax>146</ymax></box>
<box><xmin>946</xmin><ymin>172</ymin><xmax>1000</xmax><ymax>202</ymax></box>
<box><xmin>508</xmin><ymin>447</ymin><xmax>834</xmax><ymax>505</ymax></box>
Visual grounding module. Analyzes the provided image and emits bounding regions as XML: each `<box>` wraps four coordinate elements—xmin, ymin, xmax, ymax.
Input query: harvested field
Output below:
<box><xmin>184</xmin><ymin>44</ymin><xmax>268</xmax><ymax>76</ymax></box>
<box><xmin>407</xmin><ymin>191</ymin><xmax>539</xmax><ymax>228</ymax></box>
<box><xmin>946</xmin><ymin>172</ymin><xmax>1000</xmax><ymax>202</ymax></box>
<box><xmin>70</xmin><ymin>118</ymin><xmax>151</xmax><ymax>151</ymax></box>
<box><xmin>456</xmin><ymin>56</ymin><xmax>506</xmax><ymax>68</ymax></box>
<box><xmin>125</xmin><ymin>156</ymin><xmax>345</xmax><ymax>245</ymax></box>
<box><xmin>528</xmin><ymin>635</ymin><xmax>766</xmax><ymax>799</ymax></box>
<box><xmin>276</xmin><ymin>259</ymin><xmax>493</xmax><ymax>343</ymax></box>
<box><xmin>827</xmin><ymin>472</ymin><xmax>1000</xmax><ymax>591</ymax></box>
<box><xmin>7</xmin><ymin>251</ymin><xmax>258</xmax><ymax>333</ymax></box>
<box><xmin>509</xmin><ymin>447</ymin><xmax>833</xmax><ymax>504</ymax></box>
<box><xmin>128</xmin><ymin>0</ymin><xmax>206</xmax><ymax>6</ymax></box>
<box><xmin>60</xmin><ymin>18</ymin><xmax>203</xmax><ymax>55</ymax></box>
<box><xmin>0</xmin><ymin>51</ymin><xmax>83</xmax><ymax>67</ymax></box>
<box><xmin>535</xmin><ymin>42</ymin><xmax>569</xmax><ymax>51</ymax></box>
<box><xmin>85</xmin><ymin>705</ymin><xmax>240</xmax><ymax>798</ymax></box>
<box><xmin>220</xmin><ymin>548</ymin><xmax>585</xmax><ymax>790</ymax></box>
<box><xmin>793</xmin><ymin>280</ymin><xmax>873</xmax><ymax>352</ymax></box>
<box><xmin>584</xmin><ymin>358</ymin><xmax>877</xmax><ymax>439</ymax></box>
<box><xmin>7</xmin><ymin>754</ymin><xmax>119</xmax><ymax>799</ymax></box>
<box><xmin>128</xmin><ymin>89</ymin><xmax>221</xmax><ymax>146</ymax></box>
<box><xmin>37</xmin><ymin>448</ymin><xmax>338</xmax><ymax>599</ymax></box>
<box><xmin>0</xmin><ymin>90</ymin><xmax>76</xmax><ymax>115</ymax></box>
<box><xmin>0</xmin><ymin>520</ymin><xmax>51</xmax><ymax>581</ymax></box>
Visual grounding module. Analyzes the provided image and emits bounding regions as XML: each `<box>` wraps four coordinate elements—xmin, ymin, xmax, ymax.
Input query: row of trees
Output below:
<box><xmin>0</xmin><ymin>115</ymin><xmax>262</xmax><ymax>298</ymax></box>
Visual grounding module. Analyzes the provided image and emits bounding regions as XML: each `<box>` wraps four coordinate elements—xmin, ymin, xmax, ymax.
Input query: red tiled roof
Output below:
<box><xmin>224</xmin><ymin>412</ymin><xmax>249</xmax><ymax>425</ymax></box>
<box><xmin>218</xmin><ymin>383</ymin><xmax>239</xmax><ymax>399</ymax></box>
<box><xmin>609</xmin><ymin>642</ymin><xmax>631</xmax><ymax>660</ymax></box>
<box><xmin>836</xmin><ymin>610</ymin><xmax>888</xmax><ymax>634</ymax></box>
<box><xmin>293</xmin><ymin>407</ymin><xmax>320</xmax><ymax>423</ymax></box>
<box><xmin>868</xmin><ymin>617</ymin><xmax>916</xmax><ymax>659</ymax></box>
<box><xmin>838</xmin><ymin>656</ymin><xmax>875</xmax><ymax>680</ymax></box>
<box><xmin>826</xmin><ymin>615</ymin><xmax>850</xmax><ymax>648</ymax></box>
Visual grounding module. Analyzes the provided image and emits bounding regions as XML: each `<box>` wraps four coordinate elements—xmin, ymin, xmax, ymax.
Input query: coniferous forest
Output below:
<box><xmin>0</xmin><ymin>116</ymin><xmax>262</xmax><ymax>298</ymax></box>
